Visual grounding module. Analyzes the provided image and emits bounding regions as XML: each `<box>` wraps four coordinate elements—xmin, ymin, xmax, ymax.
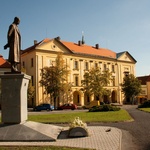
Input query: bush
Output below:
<box><xmin>89</xmin><ymin>104</ymin><xmax>120</xmax><ymax>112</ymax></box>
<box><xmin>138</xmin><ymin>100</ymin><xmax>150</xmax><ymax>108</ymax></box>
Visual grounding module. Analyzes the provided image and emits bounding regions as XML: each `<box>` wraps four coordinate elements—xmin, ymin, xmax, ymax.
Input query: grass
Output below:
<box><xmin>0</xmin><ymin>146</ymin><xmax>94</xmax><ymax>150</ymax></box>
<box><xmin>28</xmin><ymin>109</ymin><xmax>132</xmax><ymax>123</ymax></box>
<box><xmin>138</xmin><ymin>108</ymin><xmax>150</xmax><ymax>113</ymax></box>
<box><xmin>0</xmin><ymin>109</ymin><xmax>132</xmax><ymax>123</ymax></box>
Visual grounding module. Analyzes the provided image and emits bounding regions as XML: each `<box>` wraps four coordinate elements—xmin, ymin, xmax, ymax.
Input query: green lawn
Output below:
<box><xmin>28</xmin><ymin>109</ymin><xmax>132</xmax><ymax>123</ymax></box>
<box><xmin>0</xmin><ymin>109</ymin><xmax>132</xmax><ymax>123</ymax></box>
<box><xmin>139</xmin><ymin>108</ymin><xmax>150</xmax><ymax>113</ymax></box>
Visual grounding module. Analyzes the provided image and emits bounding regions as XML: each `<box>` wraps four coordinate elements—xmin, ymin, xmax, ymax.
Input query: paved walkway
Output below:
<box><xmin>0</xmin><ymin>126</ymin><xmax>122</xmax><ymax>150</ymax></box>
<box><xmin>94</xmin><ymin>105</ymin><xmax>150</xmax><ymax>150</ymax></box>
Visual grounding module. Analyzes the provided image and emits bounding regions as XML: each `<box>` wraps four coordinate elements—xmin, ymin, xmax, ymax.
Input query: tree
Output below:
<box><xmin>81</xmin><ymin>67</ymin><xmax>112</xmax><ymax>101</ymax></box>
<box><xmin>21</xmin><ymin>67</ymin><xmax>35</xmax><ymax>107</ymax></box>
<box><xmin>27</xmin><ymin>80</ymin><xmax>35</xmax><ymax>104</ymax></box>
<box><xmin>121</xmin><ymin>74</ymin><xmax>142</xmax><ymax>104</ymax></box>
<box><xmin>39</xmin><ymin>53</ymin><xmax>70</xmax><ymax>108</ymax></box>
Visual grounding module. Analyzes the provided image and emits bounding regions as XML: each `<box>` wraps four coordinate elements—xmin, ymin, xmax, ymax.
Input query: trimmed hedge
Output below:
<box><xmin>89</xmin><ymin>104</ymin><xmax>121</xmax><ymax>112</ymax></box>
<box><xmin>138</xmin><ymin>100</ymin><xmax>150</xmax><ymax>108</ymax></box>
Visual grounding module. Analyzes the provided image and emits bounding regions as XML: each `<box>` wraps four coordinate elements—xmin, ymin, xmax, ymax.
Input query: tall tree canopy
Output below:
<box><xmin>81</xmin><ymin>67</ymin><xmax>112</xmax><ymax>100</ymax></box>
<box><xmin>39</xmin><ymin>53</ymin><xmax>70</xmax><ymax>108</ymax></box>
<box><xmin>121</xmin><ymin>74</ymin><xmax>142</xmax><ymax>102</ymax></box>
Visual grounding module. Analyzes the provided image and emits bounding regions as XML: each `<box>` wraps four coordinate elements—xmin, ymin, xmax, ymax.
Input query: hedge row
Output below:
<box><xmin>138</xmin><ymin>100</ymin><xmax>150</xmax><ymax>108</ymax></box>
<box><xmin>89</xmin><ymin>104</ymin><xmax>120</xmax><ymax>112</ymax></box>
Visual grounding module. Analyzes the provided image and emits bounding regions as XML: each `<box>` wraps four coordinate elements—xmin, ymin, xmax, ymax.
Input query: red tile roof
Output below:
<box><xmin>61</xmin><ymin>41</ymin><xmax>116</xmax><ymax>58</ymax></box>
<box><xmin>22</xmin><ymin>38</ymin><xmax>116</xmax><ymax>59</ymax></box>
<box><xmin>0</xmin><ymin>55</ymin><xmax>11</xmax><ymax>68</ymax></box>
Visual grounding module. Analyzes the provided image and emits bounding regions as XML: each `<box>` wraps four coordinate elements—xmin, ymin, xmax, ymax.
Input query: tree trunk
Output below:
<box><xmin>54</xmin><ymin>96</ymin><xmax>57</xmax><ymax>110</ymax></box>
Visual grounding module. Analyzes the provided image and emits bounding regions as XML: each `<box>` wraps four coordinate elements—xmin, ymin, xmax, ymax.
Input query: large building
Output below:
<box><xmin>0</xmin><ymin>55</ymin><xmax>11</xmax><ymax>73</ymax></box>
<box><xmin>21</xmin><ymin>37</ymin><xmax>136</xmax><ymax>107</ymax></box>
<box><xmin>0</xmin><ymin>55</ymin><xmax>11</xmax><ymax>108</ymax></box>
<box><xmin>137</xmin><ymin>75</ymin><xmax>150</xmax><ymax>103</ymax></box>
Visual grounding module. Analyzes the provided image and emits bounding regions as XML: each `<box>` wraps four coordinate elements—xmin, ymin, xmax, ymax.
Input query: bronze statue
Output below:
<box><xmin>4</xmin><ymin>17</ymin><xmax>21</xmax><ymax>73</ymax></box>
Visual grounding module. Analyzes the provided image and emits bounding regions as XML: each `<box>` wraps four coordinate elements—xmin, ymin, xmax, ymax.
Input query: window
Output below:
<box><xmin>112</xmin><ymin>77</ymin><xmax>115</xmax><ymax>86</ymax></box>
<box><xmin>51</xmin><ymin>61</ymin><xmax>55</xmax><ymax>66</ymax></box>
<box><xmin>95</xmin><ymin>63</ymin><xmax>98</xmax><ymax>68</ymax></box>
<box><xmin>124</xmin><ymin>72</ymin><xmax>129</xmax><ymax>77</ymax></box>
<box><xmin>47</xmin><ymin>59</ymin><xmax>51</xmax><ymax>66</ymax></box>
<box><xmin>112</xmin><ymin>65</ymin><xmax>115</xmax><ymax>72</ymax></box>
<box><xmin>74</xmin><ymin>75</ymin><xmax>79</xmax><ymax>86</ymax></box>
<box><xmin>31</xmin><ymin>58</ymin><xmax>33</xmax><ymax>67</ymax></box>
<box><xmin>74</xmin><ymin>61</ymin><xmax>78</xmax><ymax>70</ymax></box>
<box><xmin>85</xmin><ymin>62</ymin><xmax>89</xmax><ymax>70</ymax></box>
<box><xmin>103</xmin><ymin>64</ymin><xmax>106</xmax><ymax>71</ymax></box>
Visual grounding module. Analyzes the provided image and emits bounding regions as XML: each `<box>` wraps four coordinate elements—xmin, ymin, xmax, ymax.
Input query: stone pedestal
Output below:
<box><xmin>0</xmin><ymin>73</ymin><xmax>31</xmax><ymax>124</ymax></box>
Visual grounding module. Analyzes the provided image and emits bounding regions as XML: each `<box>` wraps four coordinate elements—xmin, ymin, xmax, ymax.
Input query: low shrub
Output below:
<box><xmin>89</xmin><ymin>104</ymin><xmax>120</xmax><ymax>112</ymax></box>
<box><xmin>138</xmin><ymin>100</ymin><xmax>150</xmax><ymax>108</ymax></box>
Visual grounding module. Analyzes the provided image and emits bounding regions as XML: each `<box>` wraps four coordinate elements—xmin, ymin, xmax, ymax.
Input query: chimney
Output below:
<box><xmin>95</xmin><ymin>44</ymin><xmax>99</xmax><ymax>49</ymax></box>
<box><xmin>56</xmin><ymin>36</ymin><xmax>61</xmax><ymax>41</ymax></box>
<box><xmin>34</xmin><ymin>40</ymin><xmax>37</xmax><ymax>45</ymax></box>
<box><xmin>78</xmin><ymin>40</ymin><xmax>82</xmax><ymax>46</ymax></box>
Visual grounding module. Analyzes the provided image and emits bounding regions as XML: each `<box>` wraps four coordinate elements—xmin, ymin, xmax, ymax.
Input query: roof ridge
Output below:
<box><xmin>61</xmin><ymin>40</ymin><xmax>116</xmax><ymax>59</ymax></box>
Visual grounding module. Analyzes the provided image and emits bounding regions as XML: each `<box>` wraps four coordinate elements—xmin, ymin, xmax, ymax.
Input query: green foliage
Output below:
<box><xmin>138</xmin><ymin>100</ymin><xmax>150</xmax><ymax>108</ymax></box>
<box><xmin>89</xmin><ymin>104</ymin><xmax>120</xmax><ymax>112</ymax></box>
<box><xmin>28</xmin><ymin>80</ymin><xmax>35</xmax><ymax>100</ymax></box>
<box><xmin>21</xmin><ymin>67</ymin><xmax>35</xmax><ymax>101</ymax></box>
<box><xmin>81</xmin><ymin>67</ymin><xmax>112</xmax><ymax>99</ymax></box>
<box><xmin>121</xmin><ymin>74</ymin><xmax>142</xmax><ymax>100</ymax></box>
<box><xmin>39</xmin><ymin>53</ymin><xmax>71</xmax><ymax>107</ymax></box>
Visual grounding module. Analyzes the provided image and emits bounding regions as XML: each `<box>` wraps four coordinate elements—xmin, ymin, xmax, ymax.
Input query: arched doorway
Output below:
<box><xmin>73</xmin><ymin>91</ymin><xmax>80</xmax><ymax>105</ymax></box>
<box><xmin>103</xmin><ymin>95</ymin><xmax>109</xmax><ymax>104</ymax></box>
<box><xmin>111</xmin><ymin>90</ymin><xmax>117</xmax><ymax>103</ymax></box>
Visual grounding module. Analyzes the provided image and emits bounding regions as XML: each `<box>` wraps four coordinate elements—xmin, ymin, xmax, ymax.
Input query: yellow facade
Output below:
<box><xmin>136</xmin><ymin>75</ymin><xmax>150</xmax><ymax>104</ymax></box>
<box><xmin>21</xmin><ymin>38</ymin><xmax>136</xmax><ymax>107</ymax></box>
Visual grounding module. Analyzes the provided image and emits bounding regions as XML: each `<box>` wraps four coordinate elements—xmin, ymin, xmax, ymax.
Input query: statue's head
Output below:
<box><xmin>14</xmin><ymin>17</ymin><xmax>20</xmax><ymax>25</ymax></box>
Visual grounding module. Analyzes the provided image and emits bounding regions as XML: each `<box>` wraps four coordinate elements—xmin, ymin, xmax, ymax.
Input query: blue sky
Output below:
<box><xmin>0</xmin><ymin>0</ymin><xmax>150</xmax><ymax>76</ymax></box>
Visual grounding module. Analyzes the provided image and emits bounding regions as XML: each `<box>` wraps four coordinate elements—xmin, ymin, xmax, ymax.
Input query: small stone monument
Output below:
<box><xmin>68</xmin><ymin>117</ymin><xmax>88</xmax><ymax>138</ymax></box>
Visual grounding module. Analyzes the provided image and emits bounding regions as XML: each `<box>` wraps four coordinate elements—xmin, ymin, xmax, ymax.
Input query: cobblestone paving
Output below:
<box><xmin>0</xmin><ymin>126</ymin><xmax>122</xmax><ymax>150</ymax></box>
<box><xmin>50</xmin><ymin>126</ymin><xmax>121</xmax><ymax>150</ymax></box>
